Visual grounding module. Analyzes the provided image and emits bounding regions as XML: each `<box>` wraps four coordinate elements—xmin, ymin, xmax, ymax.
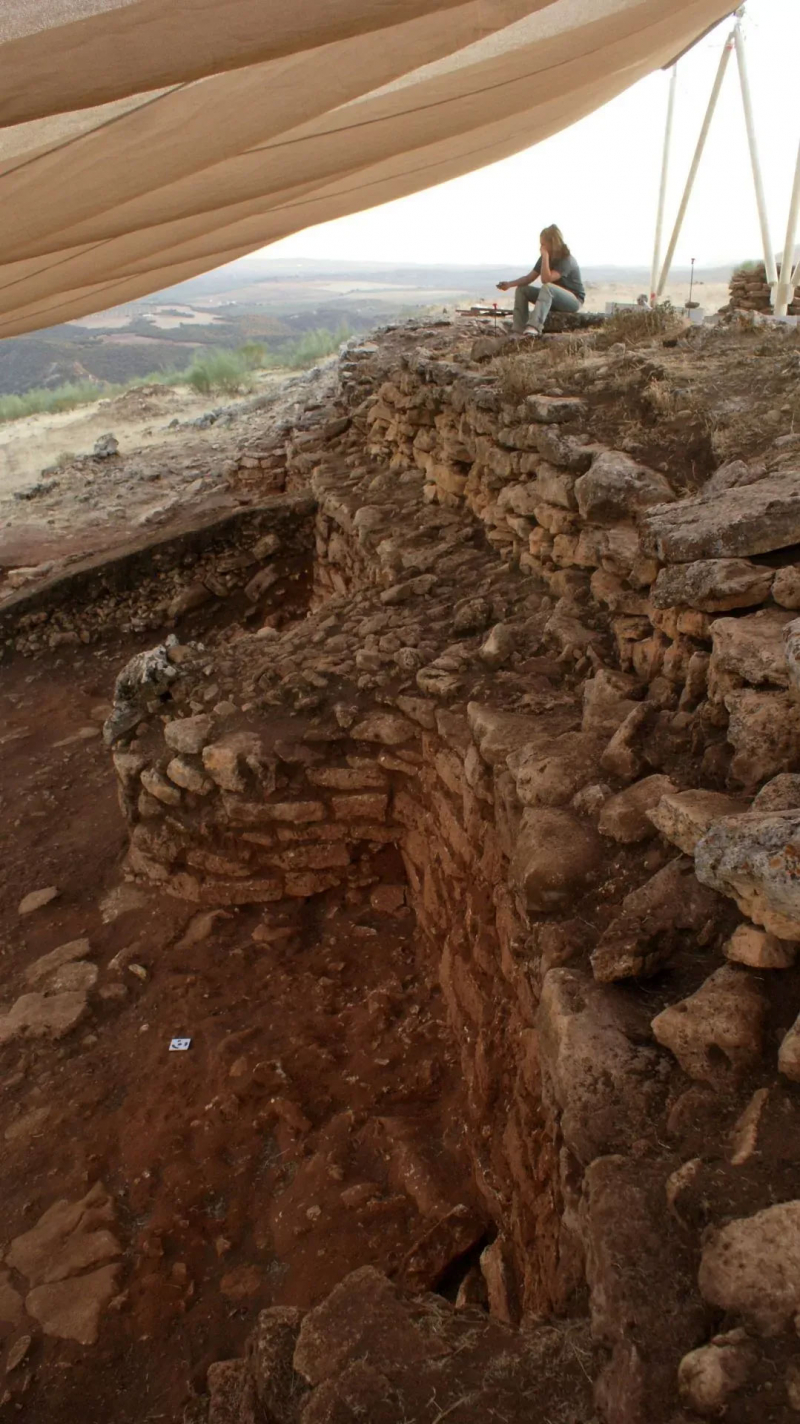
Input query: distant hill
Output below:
<box><xmin>157</xmin><ymin>256</ymin><xmax>736</xmax><ymax>304</ymax></box>
<box><xmin>0</xmin><ymin>254</ymin><xmax>742</xmax><ymax>399</ymax></box>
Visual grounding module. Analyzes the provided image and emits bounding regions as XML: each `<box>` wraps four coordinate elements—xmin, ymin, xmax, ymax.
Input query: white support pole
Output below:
<box><xmin>657</xmin><ymin>27</ymin><xmax>735</xmax><ymax>298</ymax></box>
<box><xmin>775</xmin><ymin>137</ymin><xmax>800</xmax><ymax>317</ymax></box>
<box><xmin>650</xmin><ymin>65</ymin><xmax>678</xmax><ymax>306</ymax></box>
<box><xmin>734</xmin><ymin>17</ymin><xmax>777</xmax><ymax>287</ymax></box>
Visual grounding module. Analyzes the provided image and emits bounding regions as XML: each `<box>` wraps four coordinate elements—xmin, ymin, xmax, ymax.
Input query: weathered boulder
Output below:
<box><xmin>695</xmin><ymin>809</ymin><xmax>800</xmax><ymax>939</ymax></box>
<box><xmin>509</xmin><ymin>808</ymin><xmax>602</xmax><ymax>911</ymax></box>
<box><xmin>591</xmin><ymin>858</ymin><xmax>721</xmax><ymax>982</ymax></box>
<box><xmin>7</xmin><ymin>1181</ymin><xmax>119</xmax><ymax>1286</ymax></box>
<box><xmin>678</xmin><ymin>1334</ymin><xmax>754</xmax><ymax>1415</ymax></box>
<box><xmin>641</xmin><ymin>469</ymin><xmax>800</xmax><ymax>563</ymax></box>
<box><xmin>575</xmin><ymin>450</ymin><xmax>674</xmax><ymax>524</ymax></box>
<box><xmin>26</xmin><ymin>1264</ymin><xmax>120</xmax><ymax>1346</ymax></box>
<box><xmin>651</xmin><ymin>558</ymin><xmax>773</xmax><ymax>612</ymax></box>
<box><xmin>583</xmin><ymin>1155</ymin><xmax>704</xmax><ymax>1421</ymax></box>
<box><xmin>651</xmin><ymin>966</ymin><xmax>766</xmax><ymax>1085</ymax></box>
<box><xmin>25</xmin><ymin>936</ymin><xmax>92</xmax><ymax>987</ymax></box>
<box><xmin>103</xmin><ymin>642</ymin><xmax>182</xmax><ymax>746</ymax></box>
<box><xmin>582</xmin><ymin>668</ymin><xmax>642</xmax><ymax>735</ymax></box>
<box><xmin>467</xmin><ymin>703</ymin><xmax>542</xmax><ymax>765</ymax></box>
<box><xmin>724</xmin><ymin>689</ymin><xmax>800</xmax><ymax>789</ymax></box>
<box><xmin>701</xmin><ymin>459</ymin><xmax>762</xmax><ymax>497</ymax></box>
<box><xmin>698</xmin><ymin>1201</ymin><xmax>800</xmax><ymax>1335</ymax></box>
<box><xmin>293</xmin><ymin>1268</ymin><xmax>443</xmax><ymax>1386</ymax></box>
<box><xmin>536</xmin><ymin>970</ymin><xmax>665</xmax><ymax>1163</ymax></box>
<box><xmin>164</xmin><ymin>714</ymin><xmax>214</xmax><ymax>755</ymax></box>
<box><xmin>0</xmin><ymin>989</ymin><xmax>89</xmax><ymax>1046</ymax></box>
<box><xmin>724</xmin><ymin>923</ymin><xmax>796</xmax><ymax>969</ymax></box>
<box><xmin>647</xmin><ymin>789</ymin><xmax>749</xmax><ymax>855</ymax></box>
<box><xmin>753</xmin><ymin>773</ymin><xmax>800</xmax><ymax>811</ymax></box>
<box><xmin>597</xmin><ymin>774</ymin><xmax>678</xmax><ymax>844</ymax></box>
<box><xmin>773</xmin><ymin>564</ymin><xmax>800</xmax><ymax>609</ymax></box>
<box><xmin>709</xmin><ymin>609</ymin><xmax>792</xmax><ymax>689</ymax></box>
<box><xmin>508</xmin><ymin>731</ymin><xmax>603</xmax><ymax>807</ymax></box>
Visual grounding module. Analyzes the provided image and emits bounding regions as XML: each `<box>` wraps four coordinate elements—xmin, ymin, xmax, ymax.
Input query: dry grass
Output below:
<box><xmin>493</xmin><ymin>351</ymin><xmax>548</xmax><ymax>404</ymax></box>
<box><xmin>594</xmin><ymin>303</ymin><xmax>683</xmax><ymax>349</ymax></box>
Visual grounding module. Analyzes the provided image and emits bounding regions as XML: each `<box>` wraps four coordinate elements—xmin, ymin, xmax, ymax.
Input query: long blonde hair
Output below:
<box><xmin>540</xmin><ymin>224</ymin><xmax>570</xmax><ymax>261</ymax></box>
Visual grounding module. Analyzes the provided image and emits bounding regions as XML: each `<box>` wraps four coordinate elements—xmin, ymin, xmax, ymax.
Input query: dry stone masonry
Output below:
<box><xmin>105</xmin><ymin>319</ymin><xmax>800</xmax><ymax>1423</ymax></box>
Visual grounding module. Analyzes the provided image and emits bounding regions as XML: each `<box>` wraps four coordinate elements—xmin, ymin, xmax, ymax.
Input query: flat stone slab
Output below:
<box><xmin>641</xmin><ymin>470</ymin><xmax>800</xmax><ymax>562</ymax></box>
<box><xmin>695</xmin><ymin>809</ymin><xmax>800</xmax><ymax>939</ymax></box>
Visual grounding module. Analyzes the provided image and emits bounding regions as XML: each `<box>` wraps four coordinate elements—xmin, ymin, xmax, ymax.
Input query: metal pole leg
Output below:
<box><xmin>776</xmin><ymin>138</ymin><xmax>800</xmax><ymax>317</ymax></box>
<box><xmin>650</xmin><ymin>65</ymin><xmax>678</xmax><ymax>306</ymax></box>
<box><xmin>657</xmin><ymin>27</ymin><xmax>735</xmax><ymax>298</ymax></box>
<box><xmin>734</xmin><ymin>18</ymin><xmax>777</xmax><ymax>289</ymax></box>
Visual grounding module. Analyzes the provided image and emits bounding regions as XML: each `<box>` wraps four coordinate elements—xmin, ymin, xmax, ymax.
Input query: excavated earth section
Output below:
<box><xmin>3</xmin><ymin>317</ymin><xmax>800</xmax><ymax>1423</ymax></box>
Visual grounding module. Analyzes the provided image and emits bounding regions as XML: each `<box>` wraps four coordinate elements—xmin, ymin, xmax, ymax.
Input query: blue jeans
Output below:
<box><xmin>514</xmin><ymin>282</ymin><xmax>582</xmax><ymax>333</ymax></box>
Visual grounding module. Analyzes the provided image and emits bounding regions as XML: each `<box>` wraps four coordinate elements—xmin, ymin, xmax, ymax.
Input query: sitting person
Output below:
<box><xmin>497</xmin><ymin>225</ymin><xmax>585</xmax><ymax>335</ymax></box>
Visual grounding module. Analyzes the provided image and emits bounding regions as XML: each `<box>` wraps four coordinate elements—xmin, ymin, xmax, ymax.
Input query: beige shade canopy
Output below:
<box><xmin>0</xmin><ymin>0</ymin><xmax>733</xmax><ymax>337</ymax></box>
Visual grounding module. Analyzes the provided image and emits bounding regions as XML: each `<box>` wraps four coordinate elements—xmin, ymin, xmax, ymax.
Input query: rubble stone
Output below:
<box><xmin>651</xmin><ymin>966</ymin><xmax>766</xmax><ymax>1085</ymax></box>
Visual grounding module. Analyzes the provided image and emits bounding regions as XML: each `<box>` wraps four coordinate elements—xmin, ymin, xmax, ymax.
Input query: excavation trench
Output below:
<box><xmin>5</xmin><ymin>319</ymin><xmax>800</xmax><ymax>1424</ymax></box>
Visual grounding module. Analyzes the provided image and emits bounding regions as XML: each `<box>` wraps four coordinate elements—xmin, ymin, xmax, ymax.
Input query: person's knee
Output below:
<box><xmin>543</xmin><ymin>283</ymin><xmax>559</xmax><ymax>294</ymax></box>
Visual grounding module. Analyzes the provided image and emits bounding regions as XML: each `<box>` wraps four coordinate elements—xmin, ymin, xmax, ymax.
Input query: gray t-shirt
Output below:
<box><xmin>534</xmin><ymin>254</ymin><xmax>585</xmax><ymax>302</ymax></box>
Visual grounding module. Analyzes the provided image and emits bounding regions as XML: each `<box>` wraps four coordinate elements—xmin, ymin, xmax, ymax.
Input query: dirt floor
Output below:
<box><xmin>0</xmin><ymin>638</ymin><xmax>477</xmax><ymax>1422</ymax></box>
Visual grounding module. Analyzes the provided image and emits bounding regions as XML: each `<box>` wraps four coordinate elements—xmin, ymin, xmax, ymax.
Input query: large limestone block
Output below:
<box><xmin>698</xmin><ymin>1201</ymin><xmax>800</xmax><ymax>1335</ymax></box>
<box><xmin>724</xmin><ymin>689</ymin><xmax>800</xmax><ymax>789</ymax></box>
<box><xmin>709</xmin><ymin>609</ymin><xmax>792</xmax><ymax>688</ymax></box>
<box><xmin>508</xmin><ymin>731</ymin><xmax>603</xmax><ymax>807</ymax></box>
<box><xmin>509</xmin><ymin>808</ymin><xmax>602</xmax><ymax>911</ymax></box>
<box><xmin>293</xmin><ymin>1267</ymin><xmax>442</xmax><ymax>1386</ymax></box>
<box><xmin>648</xmin><ymin>789</ymin><xmax>749</xmax><ymax>855</ymax></box>
<box><xmin>652</xmin><ymin>558</ymin><xmax>773</xmax><ymax>612</ymax></box>
<box><xmin>7</xmin><ymin>1181</ymin><xmax>119</xmax><ymax>1286</ymax></box>
<box><xmin>467</xmin><ymin>703</ymin><xmax>543</xmax><ymax>766</ymax></box>
<box><xmin>651</xmin><ymin>966</ymin><xmax>766</xmax><ymax>1085</ymax></box>
<box><xmin>536</xmin><ymin>969</ymin><xmax>664</xmax><ymax>1163</ymax></box>
<box><xmin>26</xmin><ymin>1264</ymin><xmax>120</xmax><ymax>1345</ymax></box>
<box><xmin>591</xmin><ymin>858</ymin><xmax>721</xmax><ymax>982</ymax></box>
<box><xmin>695</xmin><ymin>809</ymin><xmax>800</xmax><ymax>939</ymax></box>
<box><xmin>597</xmin><ymin>774</ymin><xmax>677</xmax><ymax>844</ymax></box>
<box><xmin>641</xmin><ymin>469</ymin><xmax>800</xmax><ymax>563</ymax></box>
<box><xmin>575</xmin><ymin>450</ymin><xmax>674</xmax><ymax>525</ymax></box>
<box><xmin>0</xmin><ymin>990</ymin><xmax>88</xmax><ymax>1046</ymax></box>
<box><xmin>582</xmin><ymin>1155</ymin><xmax>705</xmax><ymax>1418</ymax></box>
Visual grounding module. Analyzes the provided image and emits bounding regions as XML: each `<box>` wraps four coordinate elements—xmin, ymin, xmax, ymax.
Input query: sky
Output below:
<box><xmin>263</xmin><ymin>0</ymin><xmax>798</xmax><ymax>270</ymax></box>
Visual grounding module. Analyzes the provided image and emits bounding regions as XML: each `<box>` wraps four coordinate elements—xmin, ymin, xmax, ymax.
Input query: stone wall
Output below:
<box><xmin>109</xmin><ymin>323</ymin><xmax>800</xmax><ymax>1423</ymax></box>
<box><xmin>727</xmin><ymin>259</ymin><xmax>800</xmax><ymax>315</ymax></box>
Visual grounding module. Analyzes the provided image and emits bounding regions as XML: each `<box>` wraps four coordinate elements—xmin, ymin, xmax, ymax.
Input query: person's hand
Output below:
<box><xmin>496</xmin><ymin>281</ymin><xmax>510</xmax><ymax>291</ymax></box>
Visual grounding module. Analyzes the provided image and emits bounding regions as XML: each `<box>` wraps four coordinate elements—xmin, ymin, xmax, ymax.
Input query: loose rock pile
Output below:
<box><xmin>727</xmin><ymin>259</ymin><xmax>800</xmax><ymax>315</ymax></box>
<box><xmin>100</xmin><ymin>320</ymin><xmax>800</xmax><ymax>1423</ymax></box>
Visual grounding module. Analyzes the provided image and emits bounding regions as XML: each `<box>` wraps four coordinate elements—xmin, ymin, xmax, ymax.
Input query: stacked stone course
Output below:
<box><xmin>727</xmin><ymin>258</ymin><xmax>800</xmax><ymax>315</ymax></box>
<box><xmin>110</xmin><ymin>323</ymin><xmax>800</xmax><ymax>1424</ymax></box>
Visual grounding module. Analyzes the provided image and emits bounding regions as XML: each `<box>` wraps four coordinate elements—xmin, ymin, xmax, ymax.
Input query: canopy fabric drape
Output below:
<box><xmin>0</xmin><ymin>0</ymin><xmax>733</xmax><ymax>337</ymax></box>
